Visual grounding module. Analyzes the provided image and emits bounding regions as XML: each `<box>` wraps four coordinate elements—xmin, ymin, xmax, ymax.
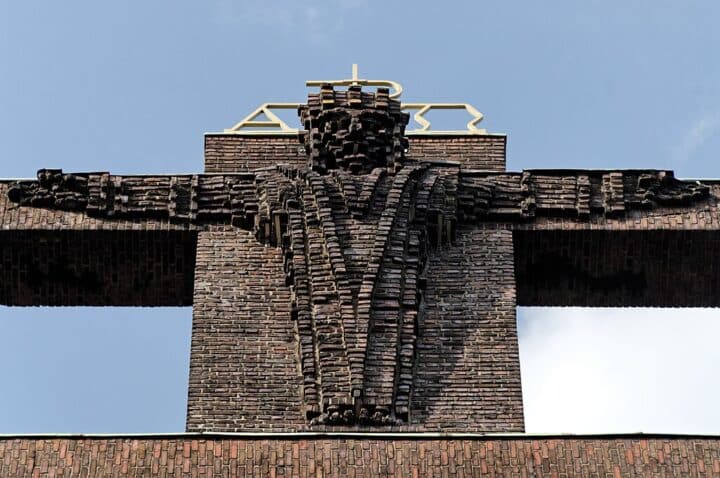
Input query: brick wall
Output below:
<box><xmin>204</xmin><ymin>134</ymin><xmax>506</xmax><ymax>173</ymax></box>
<box><xmin>186</xmin><ymin>229</ymin><xmax>306</xmax><ymax>431</ymax></box>
<box><xmin>505</xmin><ymin>187</ymin><xmax>720</xmax><ymax>307</ymax></box>
<box><xmin>515</xmin><ymin>229</ymin><xmax>720</xmax><ymax>307</ymax></box>
<box><xmin>0</xmin><ymin>230</ymin><xmax>196</xmax><ymax>306</ymax></box>
<box><xmin>204</xmin><ymin>135</ymin><xmax>305</xmax><ymax>172</ymax></box>
<box><xmin>0</xmin><ymin>183</ymin><xmax>196</xmax><ymax>306</ymax></box>
<box><xmin>413</xmin><ymin>226</ymin><xmax>524</xmax><ymax>431</ymax></box>
<box><xmin>2</xmin><ymin>435</ymin><xmax>718</xmax><ymax>477</ymax></box>
<box><xmin>406</xmin><ymin>135</ymin><xmax>506</xmax><ymax>171</ymax></box>
<box><xmin>186</xmin><ymin>226</ymin><xmax>523</xmax><ymax>432</ymax></box>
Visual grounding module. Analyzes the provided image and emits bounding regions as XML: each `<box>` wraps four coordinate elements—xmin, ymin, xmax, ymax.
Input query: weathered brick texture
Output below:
<box><xmin>186</xmin><ymin>227</ymin><xmax>523</xmax><ymax>432</ymax></box>
<box><xmin>5</xmin><ymin>90</ymin><xmax>720</xmax><ymax>442</ymax></box>
<box><xmin>2</xmin><ymin>436</ymin><xmax>719</xmax><ymax>477</ymax></box>
<box><xmin>407</xmin><ymin>135</ymin><xmax>506</xmax><ymax>170</ymax></box>
<box><xmin>413</xmin><ymin>226</ymin><xmax>523</xmax><ymax>430</ymax></box>
<box><xmin>204</xmin><ymin>135</ymin><xmax>306</xmax><ymax>172</ymax></box>
<box><xmin>4</xmin><ymin>170</ymin><xmax>720</xmax><ymax>431</ymax></box>
<box><xmin>0</xmin><ymin>182</ymin><xmax>188</xmax><ymax>231</ymax></box>
<box><xmin>187</xmin><ymin>229</ymin><xmax>305</xmax><ymax>431</ymax></box>
<box><xmin>0</xmin><ymin>230</ymin><xmax>196</xmax><ymax>306</ymax></box>
<box><xmin>515</xmin><ymin>230</ymin><xmax>720</xmax><ymax>307</ymax></box>
<box><xmin>204</xmin><ymin>134</ymin><xmax>507</xmax><ymax>173</ymax></box>
<box><xmin>6</xmin><ymin>77</ymin><xmax>720</xmax><ymax>477</ymax></box>
<box><xmin>511</xmin><ymin>183</ymin><xmax>720</xmax><ymax>232</ymax></box>
<box><xmin>0</xmin><ymin>183</ymin><xmax>196</xmax><ymax>306</ymax></box>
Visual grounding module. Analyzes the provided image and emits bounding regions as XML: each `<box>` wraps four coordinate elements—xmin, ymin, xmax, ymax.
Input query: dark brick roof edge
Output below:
<box><xmin>1</xmin><ymin>432</ymin><xmax>718</xmax><ymax>441</ymax></box>
<box><xmin>202</xmin><ymin>132</ymin><xmax>508</xmax><ymax>138</ymax></box>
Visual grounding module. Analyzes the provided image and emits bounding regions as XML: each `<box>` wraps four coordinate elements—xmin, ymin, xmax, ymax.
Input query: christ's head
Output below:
<box><xmin>299</xmin><ymin>85</ymin><xmax>409</xmax><ymax>175</ymax></box>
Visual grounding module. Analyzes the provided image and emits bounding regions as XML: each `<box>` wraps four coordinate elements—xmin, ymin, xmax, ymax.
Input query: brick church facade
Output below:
<box><xmin>1</xmin><ymin>74</ymin><xmax>719</xmax><ymax>476</ymax></box>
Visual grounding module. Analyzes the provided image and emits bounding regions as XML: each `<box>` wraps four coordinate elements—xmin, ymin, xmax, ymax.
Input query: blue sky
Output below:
<box><xmin>1</xmin><ymin>0</ymin><xmax>720</xmax><ymax>433</ymax></box>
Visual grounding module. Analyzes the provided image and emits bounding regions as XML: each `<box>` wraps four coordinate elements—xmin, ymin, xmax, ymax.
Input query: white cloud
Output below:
<box><xmin>213</xmin><ymin>1</ymin><xmax>293</xmax><ymax>29</ymax></box>
<box><xmin>673</xmin><ymin>112</ymin><xmax>720</xmax><ymax>164</ymax></box>
<box><xmin>213</xmin><ymin>0</ymin><xmax>367</xmax><ymax>44</ymax></box>
<box><xmin>518</xmin><ymin>307</ymin><xmax>720</xmax><ymax>434</ymax></box>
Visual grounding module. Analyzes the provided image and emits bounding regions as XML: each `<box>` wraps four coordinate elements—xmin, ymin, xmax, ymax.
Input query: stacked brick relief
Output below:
<box><xmin>456</xmin><ymin>170</ymin><xmax>710</xmax><ymax>222</ymax></box>
<box><xmin>4</xmin><ymin>84</ymin><xmax>718</xmax><ymax>435</ymax></box>
<box><xmin>4</xmin><ymin>66</ymin><xmax>720</xmax><ymax>475</ymax></box>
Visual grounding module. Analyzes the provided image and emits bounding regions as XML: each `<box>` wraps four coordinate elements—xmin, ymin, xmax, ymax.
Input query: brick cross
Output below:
<box><xmin>2</xmin><ymin>84</ymin><xmax>712</xmax><ymax>431</ymax></box>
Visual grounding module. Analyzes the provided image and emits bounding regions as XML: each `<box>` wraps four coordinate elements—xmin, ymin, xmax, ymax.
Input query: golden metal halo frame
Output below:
<box><xmin>223</xmin><ymin>65</ymin><xmax>488</xmax><ymax>135</ymax></box>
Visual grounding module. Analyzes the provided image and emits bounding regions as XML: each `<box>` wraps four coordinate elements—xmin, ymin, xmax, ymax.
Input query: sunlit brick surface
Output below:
<box><xmin>204</xmin><ymin>134</ymin><xmax>507</xmax><ymax>173</ymax></box>
<box><xmin>1</xmin><ymin>436</ymin><xmax>718</xmax><ymax>477</ymax></box>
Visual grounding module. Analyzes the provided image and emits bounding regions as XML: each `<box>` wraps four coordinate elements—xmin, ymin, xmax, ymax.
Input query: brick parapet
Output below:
<box><xmin>406</xmin><ymin>135</ymin><xmax>507</xmax><ymax>171</ymax></box>
<box><xmin>203</xmin><ymin>134</ymin><xmax>507</xmax><ymax>173</ymax></box>
<box><xmin>1</xmin><ymin>435</ymin><xmax>718</xmax><ymax>477</ymax></box>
